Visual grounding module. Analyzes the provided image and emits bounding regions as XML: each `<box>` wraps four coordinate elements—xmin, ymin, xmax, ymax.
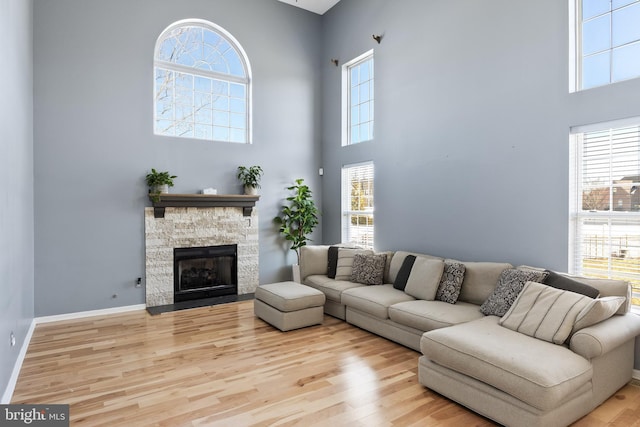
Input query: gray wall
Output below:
<box><xmin>0</xmin><ymin>0</ymin><xmax>34</xmax><ymax>401</ymax></box>
<box><xmin>320</xmin><ymin>0</ymin><xmax>640</xmax><ymax>367</ymax></box>
<box><xmin>33</xmin><ymin>0</ymin><xmax>323</xmax><ymax>316</ymax></box>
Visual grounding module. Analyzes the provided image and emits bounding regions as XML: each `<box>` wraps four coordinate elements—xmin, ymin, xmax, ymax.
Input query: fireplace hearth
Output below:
<box><xmin>174</xmin><ymin>244</ymin><xmax>237</xmax><ymax>302</ymax></box>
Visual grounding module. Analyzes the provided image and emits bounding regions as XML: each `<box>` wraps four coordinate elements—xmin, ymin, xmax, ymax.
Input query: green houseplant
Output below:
<box><xmin>146</xmin><ymin>168</ymin><xmax>177</xmax><ymax>202</ymax></box>
<box><xmin>237</xmin><ymin>165</ymin><xmax>263</xmax><ymax>195</ymax></box>
<box><xmin>273</xmin><ymin>179</ymin><xmax>320</xmax><ymax>280</ymax></box>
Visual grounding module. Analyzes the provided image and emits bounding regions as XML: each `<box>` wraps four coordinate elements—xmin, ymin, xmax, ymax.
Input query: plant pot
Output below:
<box><xmin>244</xmin><ymin>185</ymin><xmax>258</xmax><ymax>195</ymax></box>
<box><xmin>292</xmin><ymin>264</ymin><xmax>301</xmax><ymax>283</ymax></box>
<box><xmin>152</xmin><ymin>184</ymin><xmax>169</xmax><ymax>194</ymax></box>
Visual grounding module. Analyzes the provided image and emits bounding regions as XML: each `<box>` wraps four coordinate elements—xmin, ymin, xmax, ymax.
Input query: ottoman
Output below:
<box><xmin>254</xmin><ymin>281</ymin><xmax>326</xmax><ymax>331</ymax></box>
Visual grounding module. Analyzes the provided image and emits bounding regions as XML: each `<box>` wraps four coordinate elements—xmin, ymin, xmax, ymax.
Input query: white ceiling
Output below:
<box><xmin>277</xmin><ymin>0</ymin><xmax>341</xmax><ymax>15</ymax></box>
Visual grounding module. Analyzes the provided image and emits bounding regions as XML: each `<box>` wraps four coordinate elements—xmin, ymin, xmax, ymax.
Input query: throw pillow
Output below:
<box><xmin>435</xmin><ymin>261</ymin><xmax>466</xmax><ymax>304</ymax></box>
<box><xmin>499</xmin><ymin>281</ymin><xmax>593</xmax><ymax>344</ymax></box>
<box><xmin>394</xmin><ymin>255</ymin><xmax>416</xmax><ymax>290</ymax></box>
<box><xmin>335</xmin><ymin>248</ymin><xmax>373</xmax><ymax>281</ymax></box>
<box><xmin>403</xmin><ymin>258</ymin><xmax>445</xmax><ymax>301</ymax></box>
<box><xmin>543</xmin><ymin>270</ymin><xmax>600</xmax><ymax>299</ymax></box>
<box><xmin>572</xmin><ymin>296</ymin><xmax>625</xmax><ymax>332</ymax></box>
<box><xmin>480</xmin><ymin>268</ymin><xmax>548</xmax><ymax>317</ymax></box>
<box><xmin>351</xmin><ymin>253</ymin><xmax>387</xmax><ymax>285</ymax></box>
<box><xmin>327</xmin><ymin>246</ymin><xmax>340</xmax><ymax>279</ymax></box>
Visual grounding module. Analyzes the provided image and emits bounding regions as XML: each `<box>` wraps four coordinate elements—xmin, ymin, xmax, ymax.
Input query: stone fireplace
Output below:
<box><xmin>144</xmin><ymin>195</ymin><xmax>259</xmax><ymax>308</ymax></box>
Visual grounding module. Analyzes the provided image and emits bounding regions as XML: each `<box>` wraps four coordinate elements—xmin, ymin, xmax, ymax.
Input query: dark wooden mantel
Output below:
<box><xmin>149</xmin><ymin>194</ymin><xmax>260</xmax><ymax>218</ymax></box>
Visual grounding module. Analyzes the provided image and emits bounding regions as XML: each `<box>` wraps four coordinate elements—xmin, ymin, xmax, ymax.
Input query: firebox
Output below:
<box><xmin>173</xmin><ymin>244</ymin><xmax>237</xmax><ymax>302</ymax></box>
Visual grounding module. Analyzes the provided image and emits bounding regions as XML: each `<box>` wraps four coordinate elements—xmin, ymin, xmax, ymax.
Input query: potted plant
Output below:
<box><xmin>146</xmin><ymin>168</ymin><xmax>177</xmax><ymax>202</ymax></box>
<box><xmin>237</xmin><ymin>165</ymin><xmax>263</xmax><ymax>195</ymax></box>
<box><xmin>273</xmin><ymin>178</ymin><xmax>319</xmax><ymax>282</ymax></box>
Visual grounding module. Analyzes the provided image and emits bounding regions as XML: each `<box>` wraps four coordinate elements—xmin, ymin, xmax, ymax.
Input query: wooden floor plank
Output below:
<box><xmin>11</xmin><ymin>300</ymin><xmax>640</xmax><ymax>426</ymax></box>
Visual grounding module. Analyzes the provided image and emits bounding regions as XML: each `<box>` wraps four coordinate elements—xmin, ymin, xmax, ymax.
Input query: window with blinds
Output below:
<box><xmin>570</xmin><ymin>118</ymin><xmax>640</xmax><ymax>306</ymax></box>
<box><xmin>342</xmin><ymin>162</ymin><xmax>374</xmax><ymax>249</ymax></box>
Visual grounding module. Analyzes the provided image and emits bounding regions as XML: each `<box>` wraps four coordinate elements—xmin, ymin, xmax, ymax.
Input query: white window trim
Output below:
<box><xmin>153</xmin><ymin>18</ymin><xmax>253</xmax><ymax>143</ymax></box>
<box><xmin>341</xmin><ymin>49</ymin><xmax>374</xmax><ymax>146</ymax></box>
<box><xmin>341</xmin><ymin>161</ymin><xmax>375</xmax><ymax>249</ymax></box>
<box><xmin>569</xmin><ymin>116</ymin><xmax>640</xmax><ymax>308</ymax></box>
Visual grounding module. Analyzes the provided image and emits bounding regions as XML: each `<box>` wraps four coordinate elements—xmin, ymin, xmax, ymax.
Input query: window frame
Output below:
<box><xmin>342</xmin><ymin>50</ymin><xmax>374</xmax><ymax>146</ymax></box>
<box><xmin>341</xmin><ymin>161</ymin><xmax>375</xmax><ymax>249</ymax></box>
<box><xmin>571</xmin><ymin>0</ymin><xmax>640</xmax><ymax>92</ymax></box>
<box><xmin>153</xmin><ymin>19</ymin><xmax>252</xmax><ymax>143</ymax></box>
<box><xmin>569</xmin><ymin>117</ymin><xmax>640</xmax><ymax>307</ymax></box>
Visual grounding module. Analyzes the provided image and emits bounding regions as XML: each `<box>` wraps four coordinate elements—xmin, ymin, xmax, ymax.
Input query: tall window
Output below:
<box><xmin>570</xmin><ymin>118</ymin><xmax>640</xmax><ymax>306</ymax></box>
<box><xmin>342</xmin><ymin>162</ymin><xmax>374</xmax><ymax>248</ymax></box>
<box><xmin>574</xmin><ymin>0</ymin><xmax>640</xmax><ymax>90</ymax></box>
<box><xmin>154</xmin><ymin>19</ymin><xmax>251</xmax><ymax>143</ymax></box>
<box><xmin>343</xmin><ymin>51</ymin><xmax>374</xmax><ymax>145</ymax></box>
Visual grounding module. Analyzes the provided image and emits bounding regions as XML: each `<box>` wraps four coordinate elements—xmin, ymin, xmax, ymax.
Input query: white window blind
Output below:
<box><xmin>570</xmin><ymin>119</ymin><xmax>640</xmax><ymax>306</ymax></box>
<box><xmin>342</xmin><ymin>162</ymin><xmax>374</xmax><ymax>249</ymax></box>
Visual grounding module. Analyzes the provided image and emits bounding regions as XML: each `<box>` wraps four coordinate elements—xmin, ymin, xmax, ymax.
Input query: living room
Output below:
<box><xmin>2</xmin><ymin>0</ymin><xmax>640</xmax><ymax>423</ymax></box>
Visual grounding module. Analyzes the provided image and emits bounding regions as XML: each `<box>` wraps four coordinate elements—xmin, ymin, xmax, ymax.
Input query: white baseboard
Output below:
<box><xmin>2</xmin><ymin>304</ymin><xmax>146</xmax><ymax>403</ymax></box>
<box><xmin>633</xmin><ymin>369</ymin><xmax>640</xmax><ymax>381</ymax></box>
<box><xmin>1</xmin><ymin>319</ymin><xmax>36</xmax><ymax>404</ymax></box>
<box><xmin>35</xmin><ymin>304</ymin><xmax>146</xmax><ymax>324</ymax></box>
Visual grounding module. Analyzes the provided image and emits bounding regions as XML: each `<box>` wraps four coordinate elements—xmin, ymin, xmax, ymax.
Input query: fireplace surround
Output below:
<box><xmin>144</xmin><ymin>201</ymin><xmax>258</xmax><ymax>308</ymax></box>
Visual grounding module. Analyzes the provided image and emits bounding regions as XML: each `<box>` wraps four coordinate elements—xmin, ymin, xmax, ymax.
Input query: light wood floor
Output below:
<box><xmin>11</xmin><ymin>301</ymin><xmax>640</xmax><ymax>426</ymax></box>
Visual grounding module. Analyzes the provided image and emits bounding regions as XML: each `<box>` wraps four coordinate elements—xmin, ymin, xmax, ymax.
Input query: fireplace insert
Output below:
<box><xmin>173</xmin><ymin>244</ymin><xmax>237</xmax><ymax>302</ymax></box>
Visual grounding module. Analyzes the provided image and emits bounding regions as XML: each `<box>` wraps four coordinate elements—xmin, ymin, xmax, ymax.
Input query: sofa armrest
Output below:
<box><xmin>570</xmin><ymin>313</ymin><xmax>640</xmax><ymax>359</ymax></box>
<box><xmin>299</xmin><ymin>245</ymin><xmax>330</xmax><ymax>282</ymax></box>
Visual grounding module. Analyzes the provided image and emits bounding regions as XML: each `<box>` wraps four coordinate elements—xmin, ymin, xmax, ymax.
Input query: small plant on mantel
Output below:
<box><xmin>145</xmin><ymin>168</ymin><xmax>177</xmax><ymax>202</ymax></box>
<box><xmin>237</xmin><ymin>165</ymin><xmax>263</xmax><ymax>195</ymax></box>
<box><xmin>273</xmin><ymin>178</ymin><xmax>319</xmax><ymax>266</ymax></box>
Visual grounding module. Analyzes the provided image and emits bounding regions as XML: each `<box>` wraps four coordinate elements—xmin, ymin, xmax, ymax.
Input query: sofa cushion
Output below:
<box><xmin>389</xmin><ymin>300</ymin><xmax>483</xmax><ymax>331</ymax></box>
<box><xmin>543</xmin><ymin>270</ymin><xmax>600</xmax><ymax>298</ymax></box>
<box><xmin>404</xmin><ymin>258</ymin><xmax>445</xmax><ymax>301</ymax></box>
<box><xmin>304</xmin><ymin>274</ymin><xmax>364</xmax><ymax>302</ymax></box>
<box><xmin>341</xmin><ymin>284</ymin><xmax>415</xmax><ymax>319</ymax></box>
<box><xmin>499</xmin><ymin>281</ymin><xmax>594</xmax><ymax>344</ymax></box>
<box><xmin>480</xmin><ymin>268</ymin><xmax>548</xmax><ymax>316</ymax></box>
<box><xmin>335</xmin><ymin>248</ymin><xmax>373</xmax><ymax>280</ymax></box>
<box><xmin>388</xmin><ymin>251</ymin><xmax>443</xmax><ymax>284</ymax></box>
<box><xmin>351</xmin><ymin>253</ymin><xmax>387</xmax><ymax>285</ymax></box>
<box><xmin>393</xmin><ymin>255</ymin><xmax>416</xmax><ymax>290</ymax></box>
<box><xmin>436</xmin><ymin>261</ymin><xmax>465</xmax><ymax>304</ymax></box>
<box><xmin>299</xmin><ymin>245</ymin><xmax>329</xmax><ymax>282</ymax></box>
<box><xmin>420</xmin><ymin>316</ymin><xmax>593</xmax><ymax>411</ymax></box>
<box><xmin>457</xmin><ymin>261</ymin><xmax>513</xmax><ymax>305</ymax></box>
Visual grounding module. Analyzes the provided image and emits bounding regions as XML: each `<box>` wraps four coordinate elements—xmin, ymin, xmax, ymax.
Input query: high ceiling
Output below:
<box><xmin>277</xmin><ymin>0</ymin><xmax>341</xmax><ymax>15</ymax></box>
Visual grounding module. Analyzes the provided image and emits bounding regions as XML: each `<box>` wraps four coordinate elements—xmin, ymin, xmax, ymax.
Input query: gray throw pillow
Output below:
<box><xmin>480</xmin><ymin>268</ymin><xmax>548</xmax><ymax>316</ymax></box>
<box><xmin>351</xmin><ymin>253</ymin><xmax>387</xmax><ymax>285</ymax></box>
<box><xmin>435</xmin><ymin>261</ymin><xmax>466</xmax><ymax>304</ymax></box>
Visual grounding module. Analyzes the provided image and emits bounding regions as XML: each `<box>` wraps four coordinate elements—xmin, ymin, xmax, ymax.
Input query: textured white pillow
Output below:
<box><xmin>499</xmin><ymin>281</ymin><xmax>592</xmax><ymax>344</ymax></box>
<box><xmin>335</xmin><ymin>248</ymin><xmax>373</xmax><ymax>281</ymax></box>
<box><xmin>403</xmin><ymin>258</ymin><xmax>445</xmax><ymax>301</ymax></box>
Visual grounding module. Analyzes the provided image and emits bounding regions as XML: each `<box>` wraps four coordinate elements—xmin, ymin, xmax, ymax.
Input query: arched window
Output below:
<box><xmin>154</xmin><ymin>19</ymin><xmax>251</xmax><ymax>143</ymax></box>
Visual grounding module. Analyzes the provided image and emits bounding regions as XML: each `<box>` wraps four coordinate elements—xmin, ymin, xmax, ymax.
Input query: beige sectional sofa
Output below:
<box><xmin>299</xmin><ymin>245</ymin><xmax>640</xmax><ymax>427</ymax></box>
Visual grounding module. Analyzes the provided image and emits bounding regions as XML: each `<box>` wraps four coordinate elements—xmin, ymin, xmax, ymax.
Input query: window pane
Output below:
<box><xmin>213</xmin><ymin>95</ymin><xmax>229</xmax><ymax>110</ymax></box>
<box><xmin>359</xmin><ymin>103</ymin><xmax>370</xmax><ymax>123</ymax></box>
<box><xmin>213</xmin><ymin>126</ymin><xmax>229</xmax><ymax>140</ymax></box>
<box><xmin>351</xmin><ymin>67</ymin><xmax>359</xmax><ymax>86</ymax></box>
<box><xmin>359</xmin><ymin>82</ymin><xmax>370</xmax><ymax>103</ymax></box>
<box><xmin>351</xmin><ymin>125</ymin><xmax>360</xmax><ymax>143</ymax></box>
<box><xmin>195</xmin><ymin>108</ymin><xmax>212</xmax><ymax>125</ymax></box>
<box><xmin>583</xmin><ymin>51</ymin><xmax>611</xmax><ymax>89</ymax></box>
<box><xmin>613</xmin><ymin>42</ymin><xmax>640</xmax><ymax>81</ymax></box>
<box><xmin>350</xmin><ymin>86</ymin><xmax>359</xmax><ymax>106</ymax></box>
<box><xmin>359</xmin><ymin>123</ymin><xmax>370</xmax><ymax>141</ymax></box>
<box><xmin>229</xmin><ymin>128</ymin><xmax>245</xmax><ymax>143</ymax></box>
<box><xmin>194</xmin><ymin>77</ymin><xmax>211</xmax><ymax>92</ymax></box>
<box><xmin>350</xmin><ymin>106</ymin><xmax>359</xmax><ymax>126</ymax></box>
<box><xmin>230</xmin><ymin>83</ymin><xmax>245</xmax><ymax>98</ymax></box>
<box><xmin>213</xmin><ymin>111</ymin><xmax>229</xmax><ymax>126</ymax></box>
<box><xmin>583</xmin><ymin>0</ymin><xmax>611</xmax><ymax>20</ymax></box>
<box><xmin>230</xmin><ymin>99</ymin><xmax>245</xmax><ymax>113</ymax></box>
<box><xmin>360</xmin><ymin>60</ymin><xmax>370</xmax><ymax>82</ymax></box>
<box><xmin>583</xmin><ymin>14</ymin><xmax>611</xmax><ymax>55</ymax></box>
<box><xmin>230</xmin><ymin>113</ymin><xmax>245</xmax><ymax>129</ymax></box>
<box><xmin>194</xmin><ymin>124</ymin><xmax>212</xmax><ymax>140</ymax></box>
<box><xmin>612</xmin><ymin>2</ymin><xmax>640</xmax><ymax>46</ymax></box>
<box><xmin>613</xmin><ymin>0</ymin><xmax>637</xmax><ymax>9</ymax></box>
